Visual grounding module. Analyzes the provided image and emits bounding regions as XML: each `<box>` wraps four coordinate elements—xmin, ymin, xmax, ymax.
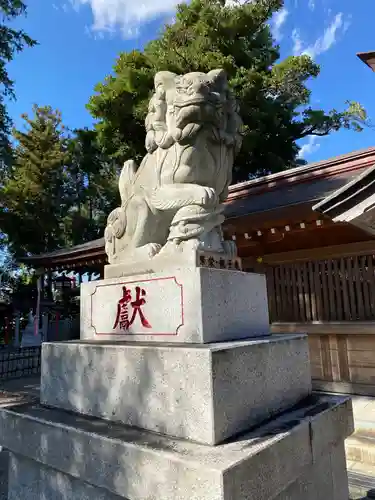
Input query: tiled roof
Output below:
<box><xmin>225</xmin><ymin>170</ymin><xmax>371</xmax><ymax>219</ymax></box>
<box><xmin>228</xmin><ymin>146</ymin><xmax>375</xmax><ymax>195</ymax></box>
<box><xmin>20</xmin><ymin>238</ymin><xmax>104</xmax><ymax>262</ymax></box>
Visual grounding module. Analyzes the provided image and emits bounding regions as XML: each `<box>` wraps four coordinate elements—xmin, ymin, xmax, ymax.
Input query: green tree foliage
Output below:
<box><xmin>88</xmin><ymin>0</ymin><xmax>367</xmax><ymax>182</ymax></box>
<box><xmin>0</xmin><ymin>107</ymin><xmax>119</xmax><ymax>256</ymax></box>
<box><xmin>65</xmin><ymin>128</ymin><xmax>119</xmax><ymax>245</ymax></box>
<box><xmin>1</xmin><ymin>105</ymin><xmax>71</xmax><ymax>256</ymax></box>
<box><xmin>0</xmin><ymin>250</ymin><xmax>33</xmax><ymax>303</ymax></box>
<box><xmin>0</xmin><ymin>0</ymin><xmax>36</xmax><ymax>172</ymax></box>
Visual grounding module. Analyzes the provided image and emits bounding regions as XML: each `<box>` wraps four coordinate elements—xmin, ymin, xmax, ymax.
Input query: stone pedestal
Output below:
<box><xmin>0</xmin><ymin>269</ymin><xmax>354</xmax><ymax>499</ymax></box>
<box><xmin>20</xmin><ymin>326</ymin><xmax>42</xmax><ymax>348</ymax></box>
<box><xmin>80</xmin><ymin>268</ymin><xmax>270</xmax><ymax>343</ymax></box>
<box><xmin>20</xmin><ymin>312</ymin><xmax>43</xmax><ymax>348</ymax></box>
<box><xmin>2</xmin><ymin>395</ymin><xmax>353</xmax><ymax>500</ymax></box>
<box><xmin>40</xmin><ymin>335</ymin><xmax>311</xmax><ymax>445</ymax></box>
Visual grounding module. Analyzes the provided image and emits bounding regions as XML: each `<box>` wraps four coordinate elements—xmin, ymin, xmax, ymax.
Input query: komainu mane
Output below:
<box><xmin>104</xmin><ymin>69</ymin><xmax>243</xmax><ymax>266</ymax></box>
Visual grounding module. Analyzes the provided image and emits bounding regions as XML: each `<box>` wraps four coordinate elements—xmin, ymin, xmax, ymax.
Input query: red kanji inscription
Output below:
<box><xmin>130</xmin><ymin>286</ymin><xmax>152</xmax><ymax>328</ymax></box>
<box><xmin>113</xmin><ymin>286</ymin><xmax>152</xmax><ymax>331</ymax></box>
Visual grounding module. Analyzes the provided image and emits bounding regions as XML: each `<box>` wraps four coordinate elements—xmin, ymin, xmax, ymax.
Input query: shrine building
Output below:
<box><xmin>21</xmin><ymin>146</ymin><xmax>375</xmax><ymax>397</ymax></box>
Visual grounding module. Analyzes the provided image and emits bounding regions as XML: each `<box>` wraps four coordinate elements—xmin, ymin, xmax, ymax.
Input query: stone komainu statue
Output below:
<box><xmin>104</xmin><ymin>69</ymin><xmax>243</xmax><ymax>265</ymax></box>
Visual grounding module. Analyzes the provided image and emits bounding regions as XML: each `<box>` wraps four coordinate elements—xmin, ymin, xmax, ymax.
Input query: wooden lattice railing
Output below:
<box><xmin>266</xmin><ymin>254</ymin><xmax>375</xmax><ymax>322</ymax></box>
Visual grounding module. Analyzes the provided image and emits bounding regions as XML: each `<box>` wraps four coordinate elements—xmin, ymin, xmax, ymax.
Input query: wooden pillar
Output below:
<box><xmin>320</xmin><ymin>335</ymin><xmax>333</xmax><ymax>382</ymax></box>
<box><xmin>4</xmin><ymin>316</ymin><xmax>9</xmax><ymax>345</ymax></box>
<box><xmin>41</xmin><ymin>314</ymin><xmax>48</xmax><ymax>342</ymax></box>
<box><xmin>13</xmin><ymin>311</ymin><xmax>20</xmax><ymax>347</ymax></box>
<box><xmin>35</xmin><ymin>276</ymin><xmax>42</xmax><ymax>336</ymax></box>
<box><xmin>47</xmin><ymin>270</ymin><xmax>53</xmax><ymax>301</ymax></box>
<box><xmin>336</xmin><ymin>335</ymin><xmax>350</xmax><ymax>382</ymax></box>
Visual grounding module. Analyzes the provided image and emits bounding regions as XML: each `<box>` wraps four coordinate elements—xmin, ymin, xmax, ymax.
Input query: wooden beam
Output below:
<box><xmin>41</xmin><ymin>251</ymin><xmax>106</xmax><ymax>270</ymax></box>
<box><xmin>271</xmin><ymin>321</ymin><xmax>375</xmax><ymax>335</ymax></box>
<box><xmin>313</xmin><ymin>380</ymin><xmax>375</xmax><ymax>397</ymax></box>
<box><xmin>263</xmin><ymin>239</ymin><xmax>375</xmax><ymax>264</ymax></box>
<box><xmin>224</xmin><ymin>202</ymin><xmax>317</xmax><ymax>229</ymax></box>
<box><xmin>233</xmin><ymin>219</ymin><xmax>335</xmax><ymax>244</ymax></box>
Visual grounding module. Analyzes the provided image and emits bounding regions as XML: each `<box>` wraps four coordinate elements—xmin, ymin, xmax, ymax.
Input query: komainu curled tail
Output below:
<box><xmin>104</xmin><ymin>160</ymin><xmax>138</xmax><ymax>259</ymax></box>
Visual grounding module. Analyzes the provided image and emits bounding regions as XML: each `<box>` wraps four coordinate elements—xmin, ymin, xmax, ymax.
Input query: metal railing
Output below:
<box><xmin>0</xmin><ymin>346</ymin><xmax>41</xmax><ymax>380</ymax></box>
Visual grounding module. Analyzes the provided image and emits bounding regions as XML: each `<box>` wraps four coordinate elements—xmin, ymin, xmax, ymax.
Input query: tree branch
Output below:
<box><xmin>252</xmin><ymin>6</ymin><xmax>274</xmax><ymax>36</ymax></box>
<box><xmin>297</xmin><ymin>129</ymin><xmax>330</xmax><ymax>139</ymax></box>
<box><xmin>174</xmin><ymin>46</ymin><xmax>193</xmax><ymax>71</ymax></box>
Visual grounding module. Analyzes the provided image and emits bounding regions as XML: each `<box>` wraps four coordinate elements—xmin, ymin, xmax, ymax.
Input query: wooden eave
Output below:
<box><xmin>227</xmin><ymin>146</ymin><xmax>375</xmax><ymax>202</ymax></box>
<box><xmin>18</xmin><ymin>147</ymin><xmax>375</xmax><ymax>269</ymax></box>
<box><xmin>313</xmin><ymin>163</ymin><xmax>375</xmax><ymax>221</ymax></box>
<box><xmin>357</xmin><ymin>51</ymin><xmax>375</xmax><ymax>71</ymax></box>
<box><xmin>19</xmin><ymin>238</ymin><xmax>106</xmax><ymax>269</ymax></box>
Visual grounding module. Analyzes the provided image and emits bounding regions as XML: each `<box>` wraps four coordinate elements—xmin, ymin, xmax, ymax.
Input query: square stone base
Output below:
<box><xmin>1</xmin><ymin>395</ymin><xmax>353</xmax><ymax>500</ymax></box>
<box><xmin>8</xmin><ymin>454</ymin><xmax>123</xmax><ymax>500</ymax></box>
<box><xmin>81</xmin><ymin>267</ymin><xmax>270</xmax><ymax>343</ymax></box>
<box><xmin>41</xmin><ymin>334</ymin><xmax>311</xmax><ymax>445</ymax></box>
<box><xmin>20</xmin><ymin>331</ymin><xmax>42</xmax><ymax>347</ymax></box>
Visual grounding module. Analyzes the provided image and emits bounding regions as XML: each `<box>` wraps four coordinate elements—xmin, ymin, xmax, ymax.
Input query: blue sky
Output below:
<box><xmin>6</xmin><ymin>0</ymin><xmax>375</xmax><ymax>164</ymax></box>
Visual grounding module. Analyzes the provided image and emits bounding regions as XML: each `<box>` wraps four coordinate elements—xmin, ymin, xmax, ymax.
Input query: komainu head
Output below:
<box><xmin>147</xmin><ymin>68</ymin><xmax>242</xmax><ymax>150</ymax></box>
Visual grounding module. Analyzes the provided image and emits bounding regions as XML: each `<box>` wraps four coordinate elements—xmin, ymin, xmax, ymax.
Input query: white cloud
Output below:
<box><xmin>272</xmin><ymin>7</ymin><xmax>289</xmax><ymax>41</ymax></box>
<box><xmin>226</xmin><ymin>0</ymin><xmax>252</xmax><ymax>6</ymax></box>
<box><xmin>84</xmin><ymin>24</ymin><xmax>108</xmax><ymax>40</ymax></box>
<box><xmin>51</xmin><ymin>2</ymin><xmax>74</xmax><ymax>13</ymax></box>
<box><xmin>303</xmin><ymin>12</ymin><xmax>347</xmax><ymax>58</ymax></box>
<box><xmin>343</xmin><ymin>14</ymin><xmax>352</xmax><ymax>34</ymax></box>
<box><xmin>84</xmin><ymin>24</ymin><xmax>91</xmax><ymax>37</ymax></box>
<box><xmin>292</xmin><ymin>12</ymin><xmax>350</xmax><ymax>59</ymax></box>
<box><xmin>298</xmin><ymin>136</ymin><xmax>320</xmax><ymax>159</ymax></box>
<box><xmin>308</xmin><ymin>0</ymin><xmax>315</xmax><ymax>11</ymax></box>
<box><xmin>165</xmin><ymin>15</ymin><xmax>176</xmax><ymax>26</ymax></box>
<box><xmin>71</xmin><ymin>0</ymin><xmax>180</xmax><ymax>38</ymax></box>
<box><xmin>292</xmin><ymin>29</ymin><xmax>303</xmax><ymax>55</ymax></box>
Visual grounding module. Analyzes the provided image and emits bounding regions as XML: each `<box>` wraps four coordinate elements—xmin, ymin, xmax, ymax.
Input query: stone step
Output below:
<box><xmin>346</xmin><ymin>431</ymin><xmax>375</xmax><ymax>466</ymax></box>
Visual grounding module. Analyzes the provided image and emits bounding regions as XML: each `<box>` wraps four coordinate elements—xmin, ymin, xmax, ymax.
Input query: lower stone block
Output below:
<box><xmin>0</xmin><ymin>395</ymin><xmax>353</xmax><ymax>500</ymax></box>
<box><xmin>274</xmin><ymin>442</ymin><xmax>349</xmax><ymax>500</ymax></box>
<box><xmin>8</xmin><ymin>454</ymin><xmax>124</xmax><ymax>500</ymax></box>
<box><xmin>41</xmin><ymin>334</ymin><xmax>311</xmax><ymax>445</ymax></box>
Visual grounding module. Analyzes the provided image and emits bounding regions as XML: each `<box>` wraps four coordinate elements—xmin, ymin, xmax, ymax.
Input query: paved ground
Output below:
<box><xmin>0</xmin><ymin>377</ymin><xmax>40</xmax><ymax>406</ymax></box>
<box><xmin>0</xmin><ymin>378</ymin><xmax>375</xmax><ymax>498</ymax></box>
<box><xmin>347</xmin><ymin>396</ymin><xmax>375</xmax><ymax>498</ymax></box>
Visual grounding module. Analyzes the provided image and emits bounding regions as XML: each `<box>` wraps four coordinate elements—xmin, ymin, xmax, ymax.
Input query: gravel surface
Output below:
<box><xmin>350</xmin><ymin>484</ymin><xmax>375</xmax><ymax>499</ymax></box>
